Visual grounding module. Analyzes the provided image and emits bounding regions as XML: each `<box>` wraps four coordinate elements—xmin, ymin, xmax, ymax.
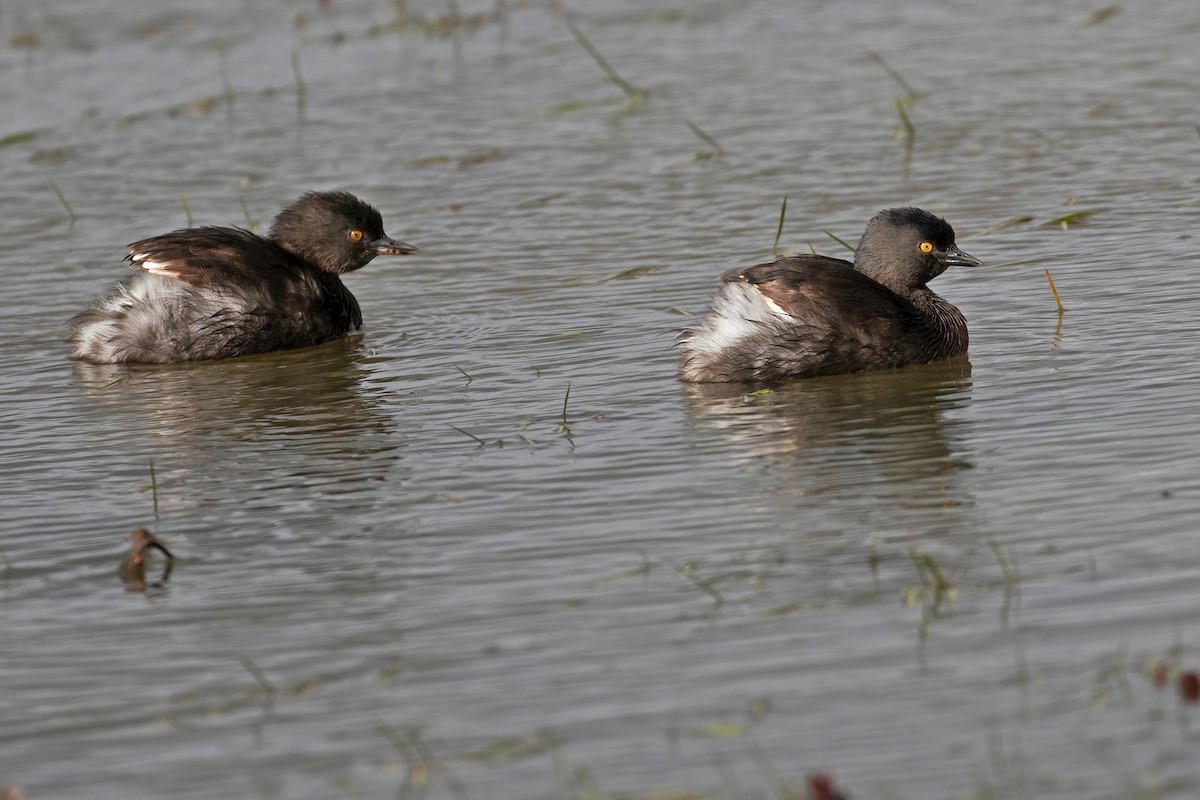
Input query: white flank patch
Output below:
<box><xmin>686</xmin><ymin>283</ymin><xmax>791</xmax><ymax>356</ymax></box>
<box><xmin>135</xmin><ymin>258</ymin><xmax>175</xmax><ymax>276</ymax></box>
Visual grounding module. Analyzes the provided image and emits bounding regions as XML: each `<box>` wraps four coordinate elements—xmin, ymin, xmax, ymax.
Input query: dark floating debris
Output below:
<box><xmin>1181</xmin><ymin>671</ymin><xmax>1200</xmax><ymax>703</ymax></box>
<box><xmin>1084</xmin><ymin>5</ymin><xmax>1121</xmax><ymax>26</ymax></box>
<box><xmin>807</xmin><ymin>771</ymin><xmax>850</xmax><ymax>800</ymax></box>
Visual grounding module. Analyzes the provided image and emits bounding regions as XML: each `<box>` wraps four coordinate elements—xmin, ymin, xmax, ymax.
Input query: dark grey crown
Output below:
<box><xmin>268</xmin><ymin>191</ymin><xmax>388</xmax><ymax>274</ymax></box>
<box><xmin>853</xmin><ymin>207</ymin><xmax>960</xmax><ymax>293</ymax></box>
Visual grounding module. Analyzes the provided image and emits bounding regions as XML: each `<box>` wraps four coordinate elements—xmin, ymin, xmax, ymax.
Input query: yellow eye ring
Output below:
<box><xmin>348</xmin><ymin>229</ymin><xmax>364</xmax><ymax>242</ymax></box>
<box><xmin>919</xmin><ymin>241</ymin><xmax>933</xmax><ymax>254</ymax></box>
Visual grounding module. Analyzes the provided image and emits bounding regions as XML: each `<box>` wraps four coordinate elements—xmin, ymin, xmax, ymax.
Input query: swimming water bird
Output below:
<box><xmin>68</xmin><ymin>191</ymin><xmax>419</xmax><ymax>364</ymax></box>
<box><xmin>118</xmin><ymin>527</ymin><xmax>175</xmax><ymax>585</ymax></box>
<box><xmin>678</xmin><ymin>207</ymin><xmax>982</xmax><ymax>383</ymax></box>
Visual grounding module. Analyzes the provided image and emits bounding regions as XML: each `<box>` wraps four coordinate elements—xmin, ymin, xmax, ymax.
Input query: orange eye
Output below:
<box><xmin>919</xmin><ymin>241</ymin><xmax>933</xmax><ymax>253</ymax></box>
<box><xmin>348</xmin><ymin>230</ymin><xmax>364</xmax><ymax>242</ymax></box>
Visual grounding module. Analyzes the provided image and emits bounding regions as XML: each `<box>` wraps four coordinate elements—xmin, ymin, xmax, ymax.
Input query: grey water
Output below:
<box><xmin>3</xmin><ymin>0</ymin><xmax>1200</xmax><ymax>797</ymax></box>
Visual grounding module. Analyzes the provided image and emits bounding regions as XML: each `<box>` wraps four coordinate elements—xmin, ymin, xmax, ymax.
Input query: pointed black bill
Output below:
<box><xmin>940</xmin><ymin>247</ymin><xmax>983</xmax><ymax>269</ymax></box>
<box><xmin>373</xmin><ymin>236</ymin><xmax>420</xmax><ymax>256</ymax></box>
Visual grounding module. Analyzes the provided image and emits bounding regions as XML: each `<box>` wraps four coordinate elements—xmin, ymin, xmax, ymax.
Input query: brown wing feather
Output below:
<box><xmin>126</xmin><ymin>226</ymin><xmax>301</xmax><ymax>289</ymax></box>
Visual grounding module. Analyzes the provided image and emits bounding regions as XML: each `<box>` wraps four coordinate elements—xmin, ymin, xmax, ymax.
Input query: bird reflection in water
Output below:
<box><xmin>119</xmin><ymin>527</ymin><xmax>175</xmax><ymax>593</ymax></box>
<box><xmin>682</xmin><ymin>357</ymin><xmax>975</xmax><ymax>534</ymax></box>
<box><xmin>70</xmin><ymin>336</ymin><xmax>397</xmax><ymax>454</ymax></box>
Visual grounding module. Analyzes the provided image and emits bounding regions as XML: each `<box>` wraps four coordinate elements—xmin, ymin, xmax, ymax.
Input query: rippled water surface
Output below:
<box><xmin>3</xmin><ymin>1</ymin><xmax>1200</xmax><ymax>798</ymax></box>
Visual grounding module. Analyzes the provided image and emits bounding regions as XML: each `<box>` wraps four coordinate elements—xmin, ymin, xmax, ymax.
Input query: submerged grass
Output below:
<box><xmin>685</xmin><ymin>120</ymin><xmax>723</xmax><ymax>153</ymax></box>
<box><xmin>149</xmin><ymin>460</ymin><xmax>159</xmax><ymax>517</ymax></box>
<box><xmin>988</xmin><ymin>539</ymin><xmax>1022</xmax><ymax>627</ymax></box>
<box><xmin>463</xmin><ymin>731</ymin><xmax>560</xmax><ymax>762</ymax></box>
<box><xmin>678</xmin><ymin>562</ymin><xmax>725</xmax><ymax>610</ymax></box>
<box><xmin>747</xmin><ymin>741</ymin><xmax>792</xmax><ymax>800</ymax></box>
<box><xmin>967</xmin><ymin>216</ymin><xmax>1034</xmax><ymax>238</ymax></box>
<box><xmin>907</xmin><ymin>547</ymin><xmax>954</xmax><ymax>608</ymax></box>
<box><xmin>906</xmin><ymin>548</ymin><xmax>957</xmax><ymax>645</ymax></box>
<box><xmin>291</xmin><ymin>49</ymin><xmax>306</xmax><ymax>120</ymax></box>
<box><xmin>894</xmin><ymin>98</ymin><xmax>916</xmax><ymax>143</ymax></box>
<box><xmin>605</xmin><ymin>264</ymin><xmax>661</xmax><ymax>281</ymax></box>
<box><xmin>869</xmin><ymin>51</ymin><xmax>919</xmax><ymax>100</ymax></box>
<box><xmin>894</xmin><ymin>98</ymin><xmax>915</xmax><ymax>176</ymax></box>
<box><xmin>377</xmin><ymin>723</ymin><xmax>438</xmax><ymax>797</ymax></box>
<box><xmin>218</xmin><ymin>52</ymin><xmax>235</xmax><ymax>115</ymax></box>
<box><xmin>0</xmin><ymin>129</ymin><xmax>43</xmax><ymax>148</ymax></box>
<box><xmin>49</xmin><ymin>180</ymin><xmax>76</xmax><ymax>225</ymax></box>
<box><xmin>411</xmin><ymin>727</ymin><xmax>470</xmax><ymax>800</ymax></box>
<box><xmin>683</xmin><ymin>119</ymin><xmax>724</xmax><ymax>164</ymax></box>
<box><xmin>565</xmin><ymin>17</ymin><xmax>647</xmax><ymax>107</ymax></box>
<box><xmin>239</xmin><ymin>656</ymin><xmax>276</xmax><ymax>696</ymax></box>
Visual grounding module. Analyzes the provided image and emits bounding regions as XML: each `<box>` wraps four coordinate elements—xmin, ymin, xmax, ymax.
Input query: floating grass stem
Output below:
<box><xmin>50</xmin><ymin>180</ymin><xmax>77</xmax><ymax>225</ymax></box>
<box><xmin>1044</xmin><ymin>209</ymin><xmax>1098</xmax><ymax>229</ymax></box>
<box><xmin>218</xmin><ymin>52</ymin><xmax>235</xmax><ymax>112</ymax></box>
<box><xmin>894</xmin><ymin>98</ymin><xmax>915</xmax><ymax>143</ymax></box>
<box><xmin>239</xmin><ymin>656</ymin><xmax>276</xmax><ymax>695</ymax></box>
<box><xmin>447</xmin><ymin>423</ymin><xmax>486</xmax><ymax>446</ymax></box>
<box><xmin>771</xmin><ymin>195</ymin><xmax>787</xmax><ymax>257</ymax></box>
<box><xmin>180</xmin><ymin>196</ymin><xmax>194</xmax><ymax>228</ymax></box>
<box><xmin>1044</xmin><ymin>268</ymin><xmax>1064</xmax><ymax>313</ymax></box>
<box><xmin>149</xmin><ymin>460</ymin><xmax>159</xmax><ymax>517</ymax></box>
<box><xmin>605</xmin><ymin>264</ymin><xmax>661</xmax><ymax>281</ymax></box>
<box><xmin>564</xmin><ymin>17</ymin><xmax>646</xmax><ymax>102</ymax></box>
<box><xmin>0</xmin><ymin>129</ymin><xmax>41</xmax><ymax>148</ymax></box>
<box><xmin>824</xmin><ymin>230</ymin><xmax>854</xmax><ymax>252</ymax></box>
<box><xmin>291</xmin><ymin>49</ymin><xmax>306</xmax><ymax>119</ymax></box>
<box><xmin>869</xmin><ymin>51</ymin><xmax>919</xmax><ymax>100</ymax></box>
<box><xmin>454</xmin><ymin>363</ymin><xmax>473</xmax><ymax>384</ymax></box>
<box><xmin>685</xmin><ymin>119</ymin><xmax>724</xmax><ymax>155</ymax></box>
<box><xmin>894</xmin><ymin>98</ymin><xmax>916</xmax><ymax>177</ymax></box>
